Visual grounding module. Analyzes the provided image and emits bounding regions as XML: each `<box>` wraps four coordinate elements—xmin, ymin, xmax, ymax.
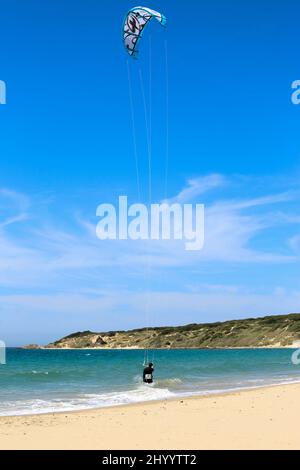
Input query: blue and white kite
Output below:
<box><xmin>123</xmin><ymin>6</ymin><xmax>166</xmax><ymax>58</ymax></box>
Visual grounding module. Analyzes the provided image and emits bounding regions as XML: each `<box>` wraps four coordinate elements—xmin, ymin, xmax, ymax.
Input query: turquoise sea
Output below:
<box><xmin>0</xmin><ymin>348</ymin><xmax>300</xmax><ymax>416</ymax></box>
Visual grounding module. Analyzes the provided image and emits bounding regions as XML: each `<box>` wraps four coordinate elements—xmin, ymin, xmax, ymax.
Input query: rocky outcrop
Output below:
<box><xmin>91</xmin><ymin>335</ymin><xmax>107</xmax><ymax>346</ymax></box>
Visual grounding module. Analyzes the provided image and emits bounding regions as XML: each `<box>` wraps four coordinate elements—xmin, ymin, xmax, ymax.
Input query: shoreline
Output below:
<box><xmin>22</xmin><ymin>345</ymin><xmax>300</xmax><ymax>350</ymax></box>
<box><xmin>1</xmin><ymin>382</ymin><xmax>300</xmax><ymax>449</ymax></box>
<box><xmin>2</xmin><ymin>378</ymin><xmax>300</xmax><ymax>419</ymax></box>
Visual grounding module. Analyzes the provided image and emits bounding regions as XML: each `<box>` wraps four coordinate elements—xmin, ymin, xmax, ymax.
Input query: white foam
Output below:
<box><xmin>0</xmin><ymin>385</ymin><xmax>175</xmax><ymax>416</ymax></box>
<box><xmin>154</xmin><ymin>377</ymin><xmax>183</xmax><ymax>387</ymax></box>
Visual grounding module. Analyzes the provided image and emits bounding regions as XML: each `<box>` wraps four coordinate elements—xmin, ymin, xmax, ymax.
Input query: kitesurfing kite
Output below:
<box><xmin>123</xmin><ymin>6</ymin><xmax>166</xmax><ymax>58</ymax></box>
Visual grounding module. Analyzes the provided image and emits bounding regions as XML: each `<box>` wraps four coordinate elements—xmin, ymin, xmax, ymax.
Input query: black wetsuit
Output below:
<box><xmin>143</xmin><ymin>366</ymin><xmax>154</xmax><ymax>384</ymax></box>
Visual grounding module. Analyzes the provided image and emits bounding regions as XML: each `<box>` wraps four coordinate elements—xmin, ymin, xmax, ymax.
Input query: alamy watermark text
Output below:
<box><xmin>96</xmin><ymin>196</ymin><xmax>205</xmax><ymax>251</ymax></box>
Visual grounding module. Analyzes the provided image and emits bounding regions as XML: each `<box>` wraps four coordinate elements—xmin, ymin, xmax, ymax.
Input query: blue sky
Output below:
<box><xmin>0</xmin><ymin>1</ymin><xmax>300</xmax><ymax>345</ymax></box>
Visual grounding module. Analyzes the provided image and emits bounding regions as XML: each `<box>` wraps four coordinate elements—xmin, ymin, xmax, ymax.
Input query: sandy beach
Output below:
<box><xmin>0</xmin><ymin>382</ymin><xmax>299</xmax><ymax>450</ymax></box>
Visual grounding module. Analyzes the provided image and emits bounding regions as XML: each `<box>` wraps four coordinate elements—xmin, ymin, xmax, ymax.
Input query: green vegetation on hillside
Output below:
<box><xmin>40</xmin><ymin>314</ymin><xmax>300</xmax><ymax>349</ymax></box>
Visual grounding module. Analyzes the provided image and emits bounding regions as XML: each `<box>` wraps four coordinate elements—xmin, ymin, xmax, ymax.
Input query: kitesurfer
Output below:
<box><xmin>143</xmin><ymin>362</ymin><xmax>154</xmax><ymax>384</ymax></box>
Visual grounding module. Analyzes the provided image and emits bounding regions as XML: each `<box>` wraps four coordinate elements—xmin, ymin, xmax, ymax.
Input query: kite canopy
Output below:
<box><xmin>123</xmin><ymin>6</ymin><xmax>166</xmax><ymax>58</ymax></box>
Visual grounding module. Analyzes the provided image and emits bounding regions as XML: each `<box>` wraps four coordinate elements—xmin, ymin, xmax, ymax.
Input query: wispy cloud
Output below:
<box><xmin>169</xmin><ymin>174</ymin><xmax>226</xmax><ymax>203</ymax></box>
<box><xmin>0</xmin><ymin>188</ymin><xmax>30</xmax><ymax>211</ymax></box>
<box><xmin>212</xmin><ymin>190</ymin><xmax>297</xmax><ymax>212</ymax></box>
<box><xmin>0</xmin><ymin>188</ymin><xmax>30</xmax><ymax>229</ymax></box>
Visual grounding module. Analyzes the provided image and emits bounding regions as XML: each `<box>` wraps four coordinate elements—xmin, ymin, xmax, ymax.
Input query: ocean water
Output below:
<box><xmin>0</xmin><ymin>348</ymin><xmax>300</xmax><ymax>416</ymax></box>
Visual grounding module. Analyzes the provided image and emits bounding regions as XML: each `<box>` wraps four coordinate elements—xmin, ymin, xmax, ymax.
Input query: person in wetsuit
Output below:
<box><xmin>143</xmin><ymin>362</ymin><xmax>154</xmax><ymax>384</ymax></box>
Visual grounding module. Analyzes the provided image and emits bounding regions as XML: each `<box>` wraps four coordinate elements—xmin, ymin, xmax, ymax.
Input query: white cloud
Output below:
<box><xmin>0</xmin><ymin>188</ymin><xmax>29</xmax><ymax>211</ymax></box>
<box><xmin>0</xmin><ymin>188</ymin><xmax>30</xmax><ymax>229</ymax></box>
<box><xmin>169</xmin><ymin>173</ymin><xmax>226</xmax><ymax>203</ymax></box>
<box><xmin>212</xmin><ymin>190</ymin><xmax>297</xmax><ymax>212</ymax></box>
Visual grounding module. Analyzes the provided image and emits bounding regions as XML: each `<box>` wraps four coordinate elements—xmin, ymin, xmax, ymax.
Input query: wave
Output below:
<box><xmin>0</xmin><ymin>385</ymin><xmax>175</xmax><ymax>416</ymax></box>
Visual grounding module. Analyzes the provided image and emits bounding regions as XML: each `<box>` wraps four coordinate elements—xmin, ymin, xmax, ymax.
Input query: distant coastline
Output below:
<box><xmin>24</xmin><ymin>313</ymin><xmax>300</xmax><ymax>350</ymax></box>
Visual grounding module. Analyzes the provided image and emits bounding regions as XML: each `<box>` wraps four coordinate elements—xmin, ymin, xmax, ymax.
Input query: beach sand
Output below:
<box><xmin>0</xmin><ymin>383</ymin><xmax>299</xmax><ymax>450</ymax></box>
